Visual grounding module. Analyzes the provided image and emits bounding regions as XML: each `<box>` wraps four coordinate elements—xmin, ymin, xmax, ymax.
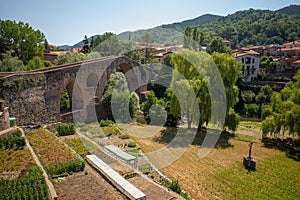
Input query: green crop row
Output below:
<box><xmin>0</xmin><ymin>166</ymin><xmax>49</xmax><ymax>200</ymax></box>
<box><xmin>56</xmin><ymin>123</ymin><xmax>76</xmax><ymax>136</ymax></box>
<box><xmin>46</xmin><ymin>159</ymin><xmax>85</xmax><ymax>179</ymax></box>
<box><xmin>0</xmin><ymin>130</ymin><xmax>25</xmax><ymax>150</ymax></box>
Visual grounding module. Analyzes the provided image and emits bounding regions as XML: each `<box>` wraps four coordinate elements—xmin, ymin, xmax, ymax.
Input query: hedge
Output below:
<box><xmin>46</xmin><ymin>160</ymin><xmax>85</xmax><ymax>178</ymax></box>
<box><xmin>56</xmin><ymin>123</ymin><xmax>76</xmax><ymax>136</ymax></box>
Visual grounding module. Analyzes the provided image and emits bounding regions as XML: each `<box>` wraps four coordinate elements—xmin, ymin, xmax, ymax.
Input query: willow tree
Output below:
<box><xmin>168</xmin><ymin>49</ymin><xmax>240</xmax><ymax>131</ymax></box>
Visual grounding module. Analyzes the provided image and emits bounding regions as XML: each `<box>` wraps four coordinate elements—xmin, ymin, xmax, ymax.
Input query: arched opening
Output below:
<box><xmin>86</xmin><ymin>73</ymin><xmax>98</xmax><ymax>87</ymax></box>
<box><xmin>60</xmin><ymin>81</ymin><xmax>83</xmax><ymax>114</ymax></box>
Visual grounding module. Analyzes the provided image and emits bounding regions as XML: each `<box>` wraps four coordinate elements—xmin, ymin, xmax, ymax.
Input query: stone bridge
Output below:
<box><xmin>0</xmin><ymin>56</ymin><xmax>147</xmax><ymax>125</ymax></box>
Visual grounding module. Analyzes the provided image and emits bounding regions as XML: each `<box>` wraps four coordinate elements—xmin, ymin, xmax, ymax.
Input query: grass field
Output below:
<box><xmin>126</xmin><ymin>124</ymin><xmax>300</xmax><ymax>200</ymax></box>
<box><xmin>26</xmin><ymin>128</ymin><xmax>77</xmax><ymax>167</ymax></box>
<box><xmin>205</xmin><ymin>155</ymin><xmax>300</xmax><ymax>200</ymax></box>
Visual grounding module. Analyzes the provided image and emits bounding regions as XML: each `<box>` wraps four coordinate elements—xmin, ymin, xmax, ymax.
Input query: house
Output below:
<box><xmin>283</xmin><ymin>40</ymin><xmax>300</xmax><ymax>48</ymax></box>
<box><xmin>223</xmin><ymin>39</ymin><xmax>231</xmax><ymax>49</ymax></box>
<box><xmin>233</xmin><ymin>50</ymin><xmax>260</xmax><ymax>82</ymax></box>
<box><xmin>290</xmin><ymin>59</ymin><xmax>300</xmax><ymax>69</ymax></box>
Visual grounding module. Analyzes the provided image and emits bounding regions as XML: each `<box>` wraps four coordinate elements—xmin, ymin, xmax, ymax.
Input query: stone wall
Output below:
<box><xmin>0</xmin><ymin>56</ymin><xmax>147</xmax><ymax>125</ymax></box>
<box><xmin>0</xmin><ymin>107</ymin><xmax>10</xmax><ymax>130</ymax></box>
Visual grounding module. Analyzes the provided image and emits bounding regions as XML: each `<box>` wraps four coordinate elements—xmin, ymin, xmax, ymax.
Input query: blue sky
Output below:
<box><xmin>0</xmin><ymin>0</ymin><xmax>299</xmax><ymax>45</ymax></box>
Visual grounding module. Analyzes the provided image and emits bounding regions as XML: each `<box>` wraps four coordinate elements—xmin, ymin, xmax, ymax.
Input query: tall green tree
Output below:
<box><xmin>168</xmin><ymin>49</ymin><xmax>240</xmax><ymax>131</ymax></box>
<box><xmin>262</xmin><ymin>70</ymin><xmax>300</xmax><ymax>137</ymax></box>
<box><xmin>183</xmin><ymin>26</ymin><xmax>204</xmax><ymax>50</ymax></box>
<box><xmin>82</xmin><ymin>35</ymin><xmax>90</xmax><ymax>54</ymax></box>
<box><xmin>0</xmin><ymin>20</ymin><xmax>45</xmax><ymax>64</ymax></box>
<box><xmin>207</xmin><ymin>37</ymin><xmax>231</xmax><ymax>54</ymax></box>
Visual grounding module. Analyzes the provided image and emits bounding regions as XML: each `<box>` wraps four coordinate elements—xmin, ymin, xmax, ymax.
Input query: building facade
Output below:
<box><xmin>234</xmin><ymin>52</ymin><xmax>260</xmax><ymax>82</ymax></box>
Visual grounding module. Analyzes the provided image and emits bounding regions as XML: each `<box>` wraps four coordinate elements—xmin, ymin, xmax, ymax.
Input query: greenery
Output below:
<box><xmin>60</xmin><ymin>88</ymin><xmax>70</xmax><ymax>111</ymax></box>
<box><xmin>56</xmin><ymin>123</ymin><xmax>76</xmax><ymax>136</ymax></box>
<box><xmin>0</xmin><ymin>52</ymin><xmax>24</xmax><ymax>72</ymax></box>
<box><xmin>127</xmin><ymin>141</ymin><xmax>136</xmax><ymax>148</ymax></box>
<box><xmin>206</xmin><ymin>37</ymin><xmax>231</xmax><ymax>54</ymax></box>
<box><xmin>0</xmin><ymin>166</ymin><xmax>49</xmax><ymax>200</ymax></box>
<box><xmin>0</xmin><ymin>130</ymin><xmax>25</xmax><ymax>150</ymax></box>
<box><xmin>124</xmin><ymin>172</ymin><xmax>137</xmax><ymax>179</ymax></box>
<box><xmin>141</xmin><ymin>90</ymin><xmax>165</xmax><ymax>124</ymax></box>
<box><xmin>99</xmin><ymin>119</ymin><xmax>114</xmax><ymax>127</ymax></box>
<box><xmin>138</xmin><ymin>164</ymin><xmax>152</xmax><ymax>174</ymax></box>
<box><xmin>117</xmin><ymin>6</ymin><xmax>300</xmax><ymax>48</ymax></box>
<box><xmin>26</xmin><ymin>128</ymin><xmax>77</xmax><ymax>167</ymax></box>
<box><xmin>168</xmin><ymin>49</ymin><xmax>240</xmax><ymax>130</ymax></box>
<box><xmin>206</xmin><ymin>156</ymin><xmax>300</xmax><ymax>200</ymax></box>
<box><xmin>64</xmin><ymin>138</ymin><xmax>92</xmax><ymax>157</ymax></box>
<box><xmin>261</xmin><ymin>70</ymin><xmax>300</xmax><ymax>136</ymax></box>
<box><xmin>54</xmin><ymin>52</ymin><xmax>85</xmax><ymax>65</ymax></box>
<box><xmin>119</xmin><ymin>135</ymin><xmax>129</xmax><ymax>139</ymax></box>
<box><xmin>0</xmin><ymin>20</ymin><xmax>45</xmax><ymax>64</ymax></box>
<box><xmin>101</xmin><ymin>72</ymin><xmax>134</xmax><ymax>122</ymax></box>
<box><xmin>46</xmin><ymin>159</ymin><xmax>85</xmax><ymax>178</ymax></box>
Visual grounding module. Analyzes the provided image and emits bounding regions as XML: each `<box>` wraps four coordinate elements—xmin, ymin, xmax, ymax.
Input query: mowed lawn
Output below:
<box><xmin>127</xmin><ymin>125</ymin><xmax>300</xmax><ymax>200</ymax></box>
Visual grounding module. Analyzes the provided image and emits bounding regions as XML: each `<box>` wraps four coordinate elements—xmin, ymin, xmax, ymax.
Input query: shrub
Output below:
<box><xmin>128</xmin><ymin>141</ymin><xmax>136</xmax><ymax>148</ymax></box>
<box><xmin>170</xmin><ymin>180</ymin><xmax>182</xmax><ymax>194</ymax></box>
<box><xmin>124</xmin><ymin>172</ymin><xmax>137</xmax><ymax>179</ymax></box>
<box><xmin>46</xmin><ymin>160</ymin><xmax>85</xmax><ymax>178</ymax></box>
<box><xmin>99</xmin><ymin>120</ymin><xmax>114</xmax><ymax>127</ymax></box>
<box><xmin>56</xmin><ymin>123</ymin><xmax>76</xmax><ymax>136</ymax></box>
<box><xmin>119</xmin><ymin>135</ymin><xmax>129</xmax><ymax>139</ymax></box>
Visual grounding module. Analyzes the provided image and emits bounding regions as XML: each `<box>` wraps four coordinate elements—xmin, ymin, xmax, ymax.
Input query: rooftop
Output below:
<box><xmin>104</xmin><ymin>144</ymin><xmax>136</xmax><ymax>161</ymax></box>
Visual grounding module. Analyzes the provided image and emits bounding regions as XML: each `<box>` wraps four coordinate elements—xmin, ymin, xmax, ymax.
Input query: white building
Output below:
<box><xmin>233</xmin><ymin>50</ymin><xmax>260</xmax><ymax>82</ymax></box>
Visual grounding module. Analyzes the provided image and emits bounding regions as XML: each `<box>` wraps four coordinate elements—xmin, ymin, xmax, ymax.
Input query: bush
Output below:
<box><xmin>46</xmin><ymin>160</ymin><xmax>85</xmax><ymax>178</ymax></box>
<box><xmin>0</xmin><ymin>129</ymin><xmax>25</xmax><ymax>150</ymax></box>
<box><xmin>128</xmin><ymin>141</ymin><xmax>136</xmax><ymax>148</ymax></box>
<box><xmin>56</xmin><ymin>123</ymin><xmax>76</xmax><ymax>136</ymax></box>
<box><xmin>124</xmin><ymin>172</ymin><xmax>137</xmax><ymax>179</ymax></box>
<box><xmin>119</xmin><ymin>135</ymin><xmax>129</xmax><ymax>139</ymax></box>
<box><xmin>99</xmin><ymin>120</ymin><xmax>114</xmax><ymax>127</ymax></box>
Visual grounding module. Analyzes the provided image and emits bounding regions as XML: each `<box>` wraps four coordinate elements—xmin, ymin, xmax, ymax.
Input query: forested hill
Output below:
<box><xmin>116</xmin><ymin>14</ymin><xmax>220</xmax><ymax>46</ymax></box>
<box><xmin>277</xmin><ymin>4</ymin><xmax>300</xmax><ymax>15</ymax></box>
<box><xmin>202</xmin><ymin>6</ymin><xmax>300</xmax><ymax>49</ymax></box>
<box><xmin>116</xmin><ymin>5</ymin><xmax>300</xmax><ymax>48</ymax></box>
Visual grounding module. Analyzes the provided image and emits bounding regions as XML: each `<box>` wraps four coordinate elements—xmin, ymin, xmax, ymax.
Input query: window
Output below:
<box><xmin>242</xmin><ymin>58</ymin><xmax>245</xmax><ymax>63</ymax></box>
<box><xmin>252</xmin><ymin>58</ymin><xmax>255</xmax><ymax>64</ymax></box>
<box><xmin>247</xmin><ymin>66</ymin><xmax>250</xmax><ymax>70</ymax></box>
<box><xmin>245</xmin><ymin>57</ymin><xmax>251</xmax><ymax>64</ymax></box>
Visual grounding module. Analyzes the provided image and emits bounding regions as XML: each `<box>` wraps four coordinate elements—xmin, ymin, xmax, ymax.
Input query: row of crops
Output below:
<box><xmin>26</xmin><ymin>128</ymin><xmax>85</xmax><ymax>178</ymax></box>
<box><xmin>0</xmin><ymin>165</ymin><xmax>49</xmax><ymax>199</ymax></box>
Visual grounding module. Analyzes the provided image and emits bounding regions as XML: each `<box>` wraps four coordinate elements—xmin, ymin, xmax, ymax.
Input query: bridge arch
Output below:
<box><xmin>86</xmin><ymin>73</ymin><xmax>98</xmax><ymax>88</ymax></box>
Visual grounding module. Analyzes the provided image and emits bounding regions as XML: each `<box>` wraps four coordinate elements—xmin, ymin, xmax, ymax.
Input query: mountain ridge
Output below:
<box><xmin>59</xmin><ymin>4</ymin><xmax>300</xmax><ymax>49</ymax></box>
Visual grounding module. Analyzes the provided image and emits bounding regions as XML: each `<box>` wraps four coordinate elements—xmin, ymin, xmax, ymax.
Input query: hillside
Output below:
<box><xmin>117</xmin><ymin>14</ymin><xmax>220</xmax><ymax>46</ymax></box>
<box><xmin>201</xmin><ymin>7</ymin><xmax>300</xmax><ymax>48</ymax></box>
<box><xmin>118</xmin><ymin>4</ymin><xmax>300</xmax><ymax>48</ymax></box>
<box><xmin>60</xmin><ymin>5</ymin><xmax>300</xmax><ymax>49</ymax></box>
<box><xmin>277</xmin><ymin>4</ymin><xmax>300</xmax><ymax>15</ymax></box>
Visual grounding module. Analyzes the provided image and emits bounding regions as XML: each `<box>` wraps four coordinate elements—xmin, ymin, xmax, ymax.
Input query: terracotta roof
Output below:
<box><xmin>233</xmin><ymin>50</ymin><xmax>260</xmax><ymax>57</ymax></box>
<box><xmin>283</xmin><ymin>40</ymin><xmax>300</xmax><ymax>46</ymax></box>
<box><xmin>280</xmin><ymin>47</ymin><xmax>300</xmax><ymax>51</ymax></box>
<box><xmin>291</xmin><ymin>60</ymin><xmax>300</xmax><ymax>64</ymax></box>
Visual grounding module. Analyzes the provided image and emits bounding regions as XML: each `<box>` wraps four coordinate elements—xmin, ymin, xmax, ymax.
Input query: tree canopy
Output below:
<box><xmin>0</xmin><ymin>20</ymin><xmax>45</xmax><ymax>64</ymax></box>
<box><xmin>262</xmin><ymin>70</ymin><xmax>300</xmax><ymax>137</ymax></box>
